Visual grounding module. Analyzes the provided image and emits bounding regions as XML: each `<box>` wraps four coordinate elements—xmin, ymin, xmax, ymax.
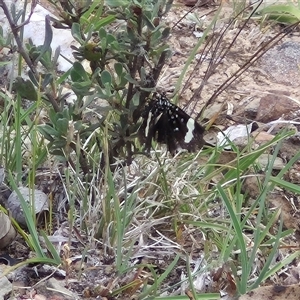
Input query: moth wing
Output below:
<box><xmin>166</xmin><ymin>105</ymin><xmax>205</xmax><ymax>152</ymax></box>
<box><xmin>138</xmin><ymin>93</ymin><xmax>206</xmax><ymax>153</ymax></box>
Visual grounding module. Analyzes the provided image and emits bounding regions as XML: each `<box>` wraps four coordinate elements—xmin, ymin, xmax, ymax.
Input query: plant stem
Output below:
<box><xmin>0</xmin><ymin>0</ymin><xmax>38</xmax><ymax>77</ymax></box>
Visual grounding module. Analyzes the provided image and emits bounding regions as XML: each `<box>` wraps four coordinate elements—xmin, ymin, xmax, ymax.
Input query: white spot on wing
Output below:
<box><xmin>145</xmin><ymin>111</ymin><xmax>152</xmax><ymax>137</ymax></box>
<box><xmin>184</xmin><ymin>118</ymin><xmax>195</xmax><ymax>143</ymax></box>
<box><xmin>155</xmin><ymin>113</ymin><xmax>163</xmax><ymax>124</ymax></box>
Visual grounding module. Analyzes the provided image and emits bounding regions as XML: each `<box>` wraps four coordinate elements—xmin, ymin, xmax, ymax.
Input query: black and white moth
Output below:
<box><xmin>138</xmin><ymin>93</ymin><xmax>205</xmax><ymax>153</ymax></box>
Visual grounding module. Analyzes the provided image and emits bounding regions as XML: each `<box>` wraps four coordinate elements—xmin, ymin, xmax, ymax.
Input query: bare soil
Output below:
<box><xmin>2</xmin><ymin>1</ymin><xmax>300</xmax><ymax>299</ymax></box>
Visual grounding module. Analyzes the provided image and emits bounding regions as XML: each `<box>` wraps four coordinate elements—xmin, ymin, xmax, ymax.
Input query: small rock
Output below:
<box><xmin>0</xmin><ymin>212</ymin><xmax>17</xmax><ymax>248</ymax></box>
<box><xmin>179</xmin><ymin>0</ymin><xmax>218</xmax><ymax>6</ymax></box>
<box><xmin>46</xmin><ymin>277</ymin><xmax>78</xmax><ymax>300</ymax></box>
<box><xmin>287</xmin><ymin>162</ymin><xmax>300</xmax><ymax>184</ymax></box>
<box><xmin>257</xmin><ymin>154</ymin><xmax>285</xmax><ymax>171</ymax></box>
<box><xmin>0</xmin><ymin>276</ymin><xmax>12</xmax><ymax>300</ymax></box>
<box><xmin>256</xmin><ymin>92</ymin><xmax>298</xmax><ymax>123</ymax></box>
<box><xmin>260</xmin><ymin>41</ymin><xmax>300</xmax><ymax>86</ymax></box>
<box><xmin>6</xmin><ymin>187</ymin><xmax>49</xmax><ymax>227</ymax></box>
<box><xmin>279</xmin><ymin>138</ymin><xmax>300</xmax><ymax>161</ymax></box>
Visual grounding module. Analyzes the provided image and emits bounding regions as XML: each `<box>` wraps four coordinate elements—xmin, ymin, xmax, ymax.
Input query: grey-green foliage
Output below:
<box><xmin>10</xmin><ymin>0</ymin><xmax>173</xmax><ymax>173</ymax></box>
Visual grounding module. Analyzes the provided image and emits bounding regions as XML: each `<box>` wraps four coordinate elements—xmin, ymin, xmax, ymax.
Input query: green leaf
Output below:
<box><xmin>52</xmin><ymin>139</ymin><xmax>67</xmax><ymax>149</ymax></box>
<box><xmin>106</xmin><ymin>33</ymin><xmax>116</xmax><ymax>45</ymax></box>
<box><xmin>56</xmin><ymin>67</ymin><xmax>72</xmax><ymax>85</ymax></box>
<box><xmin>40</xmin><ymin>231</ymin><xmax>61</xmax><ymax>263</ymax></box>
<box><xmin>80</xmin><ymin>0</ymin><xmax>103</xmax><ymax>25</ymax></box>
<box><xmin>114</xmin><ymin>62</ymin><xmax>123</xmax><ymax>77</ymax></box>
<box><xmin>101</xmin><ymin>70</ymin><xmax>112</xmax><ymax>85</ymax></box>
<box><xmin>27</xmin><ymin>70</ymin><xmax>39</xmax><ymax>87</ymax></box>
<box><xmin>98</xmin><ymin>27</ymin><xmax>107</xmax><ymax>39</ymax></box>
<box><xmin>161</xmin><ymin>27</ymin><xmax>170</xmax><ymax>39</ymax></box>
<box><xmin>72</xmin><ymin>81</ymin><xmax>92</xmax><ymax>96</ymax></box>
<box><xmin>52</xmin><ymin>46</ymin><xmax>61</xmax><ymax>66</ymax></box>
<box><xmin>71</xmin><ymin>62</ymin><xmax>90</xmax><ymax>82</ymax></box>
<box><xmin>105</xmin><ymin>0</ymin><xmax>129</xmax><ymax>7</ymax></box>
<box><xmin>62</xmin><ymin>107</ymin><xmax>71</xmax><ymax>120</ymax></box>
<box><xmin>34</xmin><ymin>15</ymin><xmax>53</xmax><ymax>64</ymax></box>
<box><xmin>270</xmin><ymin>176</ymin><xmax>300</xmax><ymax>194</ymax></box>
<box><xmin>38</xmin><ymin>124</ymin><xmax>60</xmax><ymax>139</ymax></box>
<box><xmin>142</xmin><ymin>14</ymin><xmax>155</xmax><ymax>30</ymax></box>
<box><xmin>56</xmin><ymin>118</ymin><xmax>69</xmax><ymax>135</ymax></box>
<box><xmin>0</xmin><ymin>61</ymin><xmax>10</xmax><ymax>66</ymax></box>
<box><xmin>49</xmin><ymin>109</ymin><xmax>60</xmax><ymax>124</ymax></box>
<box><xmin>48</xmin><ymin>150</ymin><xmax>65</xmax><ymax>158</ymax></box>
<box><xmin>124</xmin><ymin>74</ymin><xmax>139</xmax><ymax>85</ymax></box>
<box><xmin>12</xmin><ymin>77</ymin><xmax>38</xmax><ymax>101</ymax></box>
<box><xmin>259</xmin><ymin>4</ymin><xmax>300</xmax><ymax>19</ymax></box>
<box><xmin>132</xmin><ymin>92</ymin><xmax>140</xmax><ymax>106</ymax></box>
<box><xmin>92</xmin><ymin>15</ymin><xmax>116</xmax><ymax>31</ymax></box>
<box><xmin>71</xmin><ymin>23</ymin><xmax>84</xmax><ymax>44</ymax></box>
<box><xmin>42</xmin><ymin>73</ymin><xmax>53</xmax><ymax>88</ymax></box>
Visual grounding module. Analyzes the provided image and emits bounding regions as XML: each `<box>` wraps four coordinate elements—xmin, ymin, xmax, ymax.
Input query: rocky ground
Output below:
<box><xmin>1</xmin><ymin>0</ymin><xmax>300</xmax><ymax>299</ymax></box>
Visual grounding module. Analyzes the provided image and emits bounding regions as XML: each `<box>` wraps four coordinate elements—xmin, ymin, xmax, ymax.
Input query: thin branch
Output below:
<box><xmin>0</xmin><ymin>0</ymin><xmax>38</xmax><ymax>76</ymax></box>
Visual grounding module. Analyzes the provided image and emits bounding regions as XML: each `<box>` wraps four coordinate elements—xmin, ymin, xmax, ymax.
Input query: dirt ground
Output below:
<box><xmin>165</xmin><ymin>2</ymin><xmax>300</xmax><ymax>120</ymax></box>
<box><xmin>2</xmin><ymin>0</ymin><xmax>300</xmax><ymax>299</ymax></box>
